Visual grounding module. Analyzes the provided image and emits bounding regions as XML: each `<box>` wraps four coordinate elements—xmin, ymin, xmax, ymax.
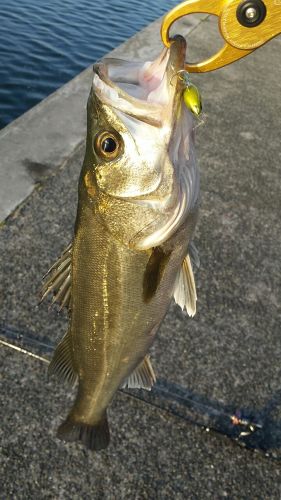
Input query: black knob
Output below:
<box><xmin>236</xmin><ymin>0</ymin><xmax>267</xmax><ymax>28</ymax></box>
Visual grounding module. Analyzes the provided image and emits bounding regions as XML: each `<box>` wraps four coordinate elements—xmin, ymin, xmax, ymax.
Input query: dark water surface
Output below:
<box><xmin>0</xmin><ymin>0</ymin><xmax>179</xmax><ymax>129</ymax></box>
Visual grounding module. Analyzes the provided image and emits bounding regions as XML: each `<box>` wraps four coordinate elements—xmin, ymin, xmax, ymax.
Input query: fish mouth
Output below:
<box><xmin>92</xmin><ymin>36</ymin><xmax>187</xmax><ymax>127</ymax></box>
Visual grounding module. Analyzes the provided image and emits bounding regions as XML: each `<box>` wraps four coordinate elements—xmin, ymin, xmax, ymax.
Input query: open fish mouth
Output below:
<box><xmin>92</xmin><ymin>35</ymin><xmax>187</xmax><ymax>127</ymax></box>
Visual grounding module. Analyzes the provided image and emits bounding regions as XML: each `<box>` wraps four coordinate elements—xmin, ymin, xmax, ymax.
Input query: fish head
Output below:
<box><xmin>81</xmin><ymin>36</ymin><xmax>199</xmax><ymax>250</ymax></box>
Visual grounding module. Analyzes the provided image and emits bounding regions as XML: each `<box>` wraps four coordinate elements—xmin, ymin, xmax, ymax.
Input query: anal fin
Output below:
<box><xmin>174</xmin><ymin>253</ymin><xmax>197</xmax><ymax>317</ymax></box>
<box><xmin>121</xmin><ymin>355</ymin><xmax>156</xmax><ymax>391</ymax></box>
<box><xmin>48</xmin><ymin>331</ymin><xmax>77</xmax><ymax>388</ymax></box>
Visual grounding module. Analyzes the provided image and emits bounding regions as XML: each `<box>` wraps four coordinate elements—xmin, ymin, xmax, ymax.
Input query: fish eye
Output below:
<box><xmin>94</xmin><ymin>131</ymin><xmax>123</xmax><ymax>161</ymax></box>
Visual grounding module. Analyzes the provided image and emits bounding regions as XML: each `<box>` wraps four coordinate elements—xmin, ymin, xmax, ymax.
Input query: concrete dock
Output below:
<box><xmin>0</xmin><ymin>14</ymin><xmax>280</xmax><ymax>499</ymax></box>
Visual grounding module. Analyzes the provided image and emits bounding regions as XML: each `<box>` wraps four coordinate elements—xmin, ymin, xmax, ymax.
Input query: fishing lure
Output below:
<box><xmin>180</xmin><ymin>70</ymin><xmax>202</xmax><ymax>117</ymax></box>
<box><xmin>172</xmin><ymin>69</ymin><xmax>202</xmax><ymax>117</ymax></box>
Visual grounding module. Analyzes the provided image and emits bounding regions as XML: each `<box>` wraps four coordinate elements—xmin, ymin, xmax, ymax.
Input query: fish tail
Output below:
<box><xmin>57</xmin><ymin>413</ymin><xmax>110</xmax><ymax>451</ymax></box>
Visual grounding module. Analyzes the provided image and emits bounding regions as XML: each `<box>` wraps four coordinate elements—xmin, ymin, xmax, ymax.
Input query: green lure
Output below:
<box><xmin>183</xmin><ymin>84</ymin><xmax>202</xmax><ymax>116</ymax></box>
<box><xmin>180</xmin><ymin>71</ymin><xmax>202</xmax><ymax>117</ymax></box>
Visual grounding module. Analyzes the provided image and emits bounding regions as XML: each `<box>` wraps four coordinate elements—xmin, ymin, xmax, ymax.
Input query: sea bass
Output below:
<box><xmin>41</xmin><ymin>35</ymin><xmax>200</xmax><ymax>451</ymax></box>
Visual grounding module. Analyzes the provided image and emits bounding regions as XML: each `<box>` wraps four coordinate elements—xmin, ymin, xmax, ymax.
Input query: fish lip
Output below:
<box><xmin>165</xmin><ymin>35</ymin><xmax>187</xmax><ymax>89</ymax></box>
<box><xmin>92</xmin><ymin>35</ymin><xmax>187</xmax><ymax>122</ymax></box>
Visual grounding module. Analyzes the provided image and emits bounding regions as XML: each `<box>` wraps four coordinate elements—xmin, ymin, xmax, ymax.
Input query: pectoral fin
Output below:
<box><xmin>48</xmin><ymin>331</ymin><xmax>77</xmax><ymax>387</ymax></box>
<box><xmin>174</xmin><ymin>253</ymin><xmax>197</xmax><ymax>317</ymax></box>
<box><xmin>121</xmin><ymin>355</ymin><xmax>156</xmax><ymax>391</ymax></box>
<box><xmin>143</xmin><ymin>247</ymin><xmax>171</xmax><ymax>303</ymax></box>
<box><xmin>40</xmin><ymin>243</ymin><xmax>72</xmax><ymax>311</ymax></box>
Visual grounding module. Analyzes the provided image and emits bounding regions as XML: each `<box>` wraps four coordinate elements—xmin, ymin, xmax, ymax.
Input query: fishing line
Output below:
<box><xmin>0</xmin><ymin>339</ymin><xmax>49</xmax><ymax>363</ymax></box>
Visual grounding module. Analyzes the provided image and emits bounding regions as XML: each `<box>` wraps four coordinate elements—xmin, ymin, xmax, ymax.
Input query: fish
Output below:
<box><xmin>41</xmin><ymin>35</ymin><xmax>200</xmax><ymax>451</ymax></box>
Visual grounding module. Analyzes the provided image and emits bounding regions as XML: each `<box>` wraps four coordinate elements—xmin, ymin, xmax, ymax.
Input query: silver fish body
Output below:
<box><xmin>42</xmin><ymin>36</ymin><xmax>200</xmax><ymax>450</ymax></box>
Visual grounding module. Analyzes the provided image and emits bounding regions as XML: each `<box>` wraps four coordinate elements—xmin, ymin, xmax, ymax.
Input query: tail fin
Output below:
<box><xmin>57</xmin><ymin>413</ymin><xmax>110</xmax><ymax>451</ymax></box>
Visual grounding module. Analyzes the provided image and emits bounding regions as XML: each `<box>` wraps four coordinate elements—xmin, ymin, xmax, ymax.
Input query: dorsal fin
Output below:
<box><xmin>121</xmin><ymin>355</ymin><xmax>156</xmax><ymax>391</ymax></box>
<box><xmin>174</xmin><ymin>253</ymin><xmax>197</xmax><ymax>317</ymax></box>
<box><xmin>40</xmin><ymin>243</ymin><xmax>72</xmax><ymax>311</ymax></box>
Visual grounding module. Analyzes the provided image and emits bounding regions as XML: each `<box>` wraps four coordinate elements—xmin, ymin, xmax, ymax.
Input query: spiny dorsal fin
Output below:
<box><xmin>174</xmin><ymin>253</ymin><xmax>197</xmax><ymax>317</ymax></box>
<box><xmin>121</xmin><ymin>355</ymin><xmax>156</xmax><ymax>391</ymax></box>
<box><xmin>48</xmin><ymin>331</ymin><xmax>77</xmax><ymax>388</ymax></box>
<box><xmin>40</xmin><ymin>243</ymin><xmax>72</xmax><ymax>311</ymax></box>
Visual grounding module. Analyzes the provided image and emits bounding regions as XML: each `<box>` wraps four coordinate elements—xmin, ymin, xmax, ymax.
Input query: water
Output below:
<box><xmin>0</xmin><ymin>0</ymin><xmax>179</xmax><ymax>130</ymax></box>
